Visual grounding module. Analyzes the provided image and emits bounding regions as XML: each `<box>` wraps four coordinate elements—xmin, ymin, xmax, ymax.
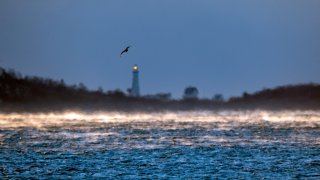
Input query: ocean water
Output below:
<box><xmin>0</xmin><ymin>110</ymin><xmax>319</xmax><ymax>179</ymax></box>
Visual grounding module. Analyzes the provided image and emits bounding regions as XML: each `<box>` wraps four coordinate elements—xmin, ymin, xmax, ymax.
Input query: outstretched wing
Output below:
<box><xmin>120</xmin><ymin>49</ymin><xmax>126</xmax><ymax>56</ymax></box>
<box><xmin>120</xmin><ymin>46</ymin><xmax>131</xmax><ymax>56</ymax></box>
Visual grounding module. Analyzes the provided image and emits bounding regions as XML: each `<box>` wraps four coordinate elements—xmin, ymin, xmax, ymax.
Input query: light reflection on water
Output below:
<box><xmin>0</xmin><ymin>110</ymin><xmax>320</xmax><ymax>179</ymax></box>
<box><xmin>1</xmin><ymin>110</ymin><xmax>320</xmax><ymax>127</ymax></box>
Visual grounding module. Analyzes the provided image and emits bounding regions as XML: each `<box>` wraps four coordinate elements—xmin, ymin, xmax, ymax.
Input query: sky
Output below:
<box><xmin>0</xmin><ymin>0</ymin><xmax>319</xmax><ymax>99</ymax></box>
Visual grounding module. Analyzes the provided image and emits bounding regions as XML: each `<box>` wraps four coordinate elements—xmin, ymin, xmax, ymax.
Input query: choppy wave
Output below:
<box><xmin>1</xmin><ymin>110</ymin><xmax>319</xmax><ymax>178</ymax></box>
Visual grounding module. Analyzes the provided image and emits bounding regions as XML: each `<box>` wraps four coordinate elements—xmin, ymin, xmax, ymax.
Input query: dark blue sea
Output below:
<box><xmin>0</xmin><ymin>110</ymin><xmax>319</xmax><ymax>179</ymax></box>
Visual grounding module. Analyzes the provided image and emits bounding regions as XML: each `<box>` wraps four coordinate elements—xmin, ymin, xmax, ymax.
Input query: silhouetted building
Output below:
<box><xmin>183</xmin><ymin>86</ymin><xmax>199</xmax><ymax>99</ymax></box>
<box><xmin>213</xmin><ymin>94</ymin><xmax>224</xmax><ymax>102</ymax></box>
<box><xmin>130</xmin><ymin>64</ymin><xmax>140</xmax><ymax>97</ymax></box>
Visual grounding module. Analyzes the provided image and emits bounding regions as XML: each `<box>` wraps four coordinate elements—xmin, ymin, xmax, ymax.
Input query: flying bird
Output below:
<box><xmin>120</xmin><ymin>46</ymin><xmax>131</xmax><ymax>57</ymax></box>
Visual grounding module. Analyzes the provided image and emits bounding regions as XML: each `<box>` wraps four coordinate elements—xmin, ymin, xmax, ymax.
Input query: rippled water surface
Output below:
<box><xmin>1</xmin><ymin>110</ymin><xmax>320</xmax><ymax>179</ymax></box>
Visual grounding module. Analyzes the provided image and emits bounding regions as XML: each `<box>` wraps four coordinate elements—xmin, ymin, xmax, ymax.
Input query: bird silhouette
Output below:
<box><xmin>120</xmin><ymin>46</ymin><xmax>131</xmax><ymax>57</ymax></box>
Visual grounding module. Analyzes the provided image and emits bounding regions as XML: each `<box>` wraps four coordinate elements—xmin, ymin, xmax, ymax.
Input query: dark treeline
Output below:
<box><xmin>230</xmin><ymin>84</ymin><xmax>320</xmax><ymax>102</ymax></box>
<box><xmin>227</xmin><ymin>84</ymin><xmax>320</xmax><ymax>110</ymax></box>
<box><xmin>0</xmin><ymin>67</ymin><xmax>320</xmax><ymax>112</ymax></box>
<box><xmin>0</xmin><ymin>68</ymin><xmax>126</xmax><ymax>103</ymax></box>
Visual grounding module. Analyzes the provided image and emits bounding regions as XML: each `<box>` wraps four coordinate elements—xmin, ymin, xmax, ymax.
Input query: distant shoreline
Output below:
<box><xmin>1</xmin><ymin>99</ymin><xmax>320</xmax><ymax>113</ymax></box>
<box><xmin>1</xmin><ymin>67</ymin><xmax>320</xmax><ymax>113</ymax></box>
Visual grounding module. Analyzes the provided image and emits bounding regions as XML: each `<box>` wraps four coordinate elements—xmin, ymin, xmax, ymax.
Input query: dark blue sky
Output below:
<box><xmin>0</xmin><ymin>0</ymin><xmax>319</xmax><ymax>99</ymax></box>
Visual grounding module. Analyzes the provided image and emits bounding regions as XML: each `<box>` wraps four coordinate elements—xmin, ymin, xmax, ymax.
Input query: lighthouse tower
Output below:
<box><xmin>130</xmin><ymin>64</ymin><xmax>140</xmax><ymax>97</ymax></box>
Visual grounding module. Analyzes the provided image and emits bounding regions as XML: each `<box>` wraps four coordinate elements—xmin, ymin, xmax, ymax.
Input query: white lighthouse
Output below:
<box><xmin>130</xmin><ymin>64</ymin><xmax>140</xmax><ymax>97</ymax></box>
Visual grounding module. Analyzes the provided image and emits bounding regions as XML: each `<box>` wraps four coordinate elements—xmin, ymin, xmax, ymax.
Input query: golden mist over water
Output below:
<box><xmin>0</xmin><ymin>110</ymin><xmax>319</xmax><ymax>129</ymax></box>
